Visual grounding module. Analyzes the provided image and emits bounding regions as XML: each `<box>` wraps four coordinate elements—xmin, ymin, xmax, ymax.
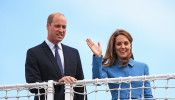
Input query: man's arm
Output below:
<box><xmin>74</xmin><ymin>50</ymin><xmax>87</xmax><ymax>100</ymax></box>
<box><xmin>25</xmin><ymin>49</ymin><xmax>43</xmax><ymax>93</ymax></box>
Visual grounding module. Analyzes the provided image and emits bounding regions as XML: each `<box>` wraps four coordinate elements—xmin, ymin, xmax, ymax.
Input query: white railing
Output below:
<box><xmin>1</xmin><ymin>74</ymin><xmax>175</xmax><ymax>100</ymax></box>
<box><xmin>0</xmin><ymin>80</ymin><xmax>56</xmax><ymax>100</ymax></box>
<box><xmin>68</xmin><ymin>74</ymin><xmax>175</xmax><ymax>100</ymax></box>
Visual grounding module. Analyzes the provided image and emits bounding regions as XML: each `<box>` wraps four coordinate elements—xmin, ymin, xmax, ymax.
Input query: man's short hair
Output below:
<box><xmin>47</xmin><ymin>12</ymin><xmax>65</xmax><ymax>25</ymax></box>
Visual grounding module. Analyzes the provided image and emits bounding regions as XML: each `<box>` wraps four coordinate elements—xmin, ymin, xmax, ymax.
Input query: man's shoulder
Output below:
<box><xmin>61</xmin><ymin>44</ymin><xmax>78</xmax><ymax>52</ymax></box>
<box><xmin>28</xmin><ymin>42</ymin><xmax>45</xmax><ymax>51</ymax></box>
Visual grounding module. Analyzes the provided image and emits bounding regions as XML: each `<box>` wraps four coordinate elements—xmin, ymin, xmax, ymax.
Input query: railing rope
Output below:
<box><xmin>1</xmin><ymin>74</ymin><xmax>175</xmax><ymax>100</ymax></box>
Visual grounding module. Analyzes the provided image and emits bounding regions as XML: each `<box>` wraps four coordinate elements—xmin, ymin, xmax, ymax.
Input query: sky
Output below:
<box><xmin>0</xmin><ymin>0</ymin><xmax>175</xmax><ymax>99</ymax></box>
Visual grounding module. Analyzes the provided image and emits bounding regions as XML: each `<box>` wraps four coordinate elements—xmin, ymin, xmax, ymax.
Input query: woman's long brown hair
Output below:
<box><xmin>102</xmin><ymin>29</ymin><xmax>134</xmax><ymax>67</ymax></box>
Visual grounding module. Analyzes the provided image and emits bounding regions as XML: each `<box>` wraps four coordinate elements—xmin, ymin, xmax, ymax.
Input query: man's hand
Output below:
<box><xmin>58</xmin><ymin>76</ymin><xmax>77</xmax><ymax>84</ymax></box>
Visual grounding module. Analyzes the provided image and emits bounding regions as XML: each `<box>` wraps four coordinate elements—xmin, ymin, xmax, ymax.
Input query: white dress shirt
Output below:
<box><xmin>45</xmin><ymin>39</ymin><xmax>64</xmax><ymax>72</ymax></box>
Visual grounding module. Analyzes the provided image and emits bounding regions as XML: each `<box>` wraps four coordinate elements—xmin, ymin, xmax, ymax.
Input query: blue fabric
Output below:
<box><xmin>55</xmin><ymin>45</ymin><xmax>63</xmax><ymax>76</ymax></box>
<box><xmin>92</xmin><ymin>56</ymin><xmax>153</xmax><ymax>100</ymax></box>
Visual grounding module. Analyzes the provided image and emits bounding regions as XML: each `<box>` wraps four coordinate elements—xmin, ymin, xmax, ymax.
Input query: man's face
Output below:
<box><xmin>47</xmin><ymin>14</ymin><xmax>67</xmax><ymax>44</ymax></box>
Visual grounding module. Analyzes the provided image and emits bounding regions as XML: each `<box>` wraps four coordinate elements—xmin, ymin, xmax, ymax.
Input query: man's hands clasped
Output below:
<box><xmin>58</xmin><ymin>76</ymin><xmax>77</xmax><ymax>84</ymax></box>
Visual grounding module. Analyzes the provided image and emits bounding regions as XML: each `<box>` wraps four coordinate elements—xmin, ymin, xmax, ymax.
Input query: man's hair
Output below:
<box><xmin>47</xmin><ymin>12</ymin><xmax>65</xmax><ymax>25</ymax></box>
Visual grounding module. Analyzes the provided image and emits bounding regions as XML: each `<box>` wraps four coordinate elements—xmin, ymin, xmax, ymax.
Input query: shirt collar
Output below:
<box><xmin>115</xmin><ymin>58</ymin><xmax>134</xmax><ymax>67</ymax></box>
<box><xmin>128</xmin><ymin>58</ymin><xmax>134</xmax><ymax>67</ymax></box>
<box><xmin>45</xmin><ymin>39</ymin><xmax>62</xmax><ymax>50</ymax></box>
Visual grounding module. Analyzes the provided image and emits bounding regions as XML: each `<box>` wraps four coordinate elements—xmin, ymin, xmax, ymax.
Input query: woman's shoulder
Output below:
<box><xmin>132</xmin><ymin>59</ymin><xmax>148</xmax><ymax>68</ymax></box>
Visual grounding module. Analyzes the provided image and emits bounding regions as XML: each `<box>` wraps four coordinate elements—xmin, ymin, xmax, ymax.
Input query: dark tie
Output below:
<box><xmin>55</xmin><ymin>45</ymin><xmax>63</xmax><ymax>76</ymax></box>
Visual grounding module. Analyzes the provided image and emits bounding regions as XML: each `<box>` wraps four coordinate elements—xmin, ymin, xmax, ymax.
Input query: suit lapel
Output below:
<box><xmin>62</xmin><ymin>44</ymin><xmax>69</xmax><ymax>76</ymax></box>
<box><xmin>41</xmin><ymin>41</ymin><xmax>63</xmax><ymax>77</ymax></box>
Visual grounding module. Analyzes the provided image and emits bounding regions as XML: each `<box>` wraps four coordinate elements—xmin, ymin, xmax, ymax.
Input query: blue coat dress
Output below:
<box><xmin>92</xmin><ymin>56</ymin><xmax>153</xmax><ymax>100</ymax></box>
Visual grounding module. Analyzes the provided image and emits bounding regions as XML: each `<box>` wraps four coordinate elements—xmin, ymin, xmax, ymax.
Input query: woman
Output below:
<box><xmin>86</xmin><ymin>29</ymin><xmax>153</xmax><ymax>100</ymax></box>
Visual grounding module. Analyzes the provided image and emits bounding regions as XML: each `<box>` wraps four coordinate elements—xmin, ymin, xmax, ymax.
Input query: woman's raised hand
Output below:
<box><xmin>86</xmin><ymin>38</ymin><xmax>102</xmax><ymax>57</ymax></box>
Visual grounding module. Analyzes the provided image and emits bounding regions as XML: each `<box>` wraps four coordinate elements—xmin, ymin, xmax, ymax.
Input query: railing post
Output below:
<box><xmin>65</xmin><ymin>84</ymin><xmax>73</xmax><ymax>100</ymax></box>
<box><xmin>47</xmin><ymin>80</ymin><xmax>54</xmax><ymax>100</ymax></box>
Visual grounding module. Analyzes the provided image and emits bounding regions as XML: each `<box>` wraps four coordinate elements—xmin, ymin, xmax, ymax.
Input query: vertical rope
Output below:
<box><xmin>95</xmin><ymin>78</ymin><xmax>98</xmax><ymax>100</ymax></box>
<box><xmin>25</xmin><ymin>83</ymin><xmax>30</xmax><ymax>100</ymax></box>
<box><xmin>44</xmin><ymin>83</ymin><xmax>47</xmax><ymax>100</ymax></box>
<box><xmin>153</xmin><ymin>75</ymin><xmax>156</xmax><ymax>99</ymax></box>
<box><xmin>142</xmin><ymin>82</ymin><xmax>144</xmax><ymax>99</ymax></box>
<box><xmin>129</xmin><ymin>81</ymin><xmax>132</xmax><ymax>100</ymax></box>
<box><xmin>16</xmin><ymin>84</ymin><xmax>19</xmax><ymax>100</ymax></box>
<box><xmin>71</xmin><ymin>84</ymin><xmax>74</xmax><ymax>100</ymax></box>
<box><xmin>129</xmin><ymin>76</ymin><xmax>132</xmax><ymax>100</ymax></box>
<box><xmin>5</xmin><ymin>85</ymin><xmax>8</xmax><ymax>100</ymax></box>
<box><xmin>35</xmin><ymin>82</ymin><xmax>40</xmax><ymax>100</ymax></box>
<box><xmin>105</xmin><ymin>78</ymin><xmax>109</xmax><ymax>100</ymax></box>
<box><xmin>118</xmin><ymin>77</ymin><xmax>122</xmax><ymax>100</ymax></box>
<box><xmin>83</xmin><ymin>79</ymin><xmax>86</xmax><ymax>100</ymax></box>
<box><xmin>165</xmin><ymin>75</ymin><xmax>169</xmax><ymax>100</ymax></box>
<box><xmin>142</xmin><ymin>75</ymin><xmax>146</xmax><ymax>99</ymax></box>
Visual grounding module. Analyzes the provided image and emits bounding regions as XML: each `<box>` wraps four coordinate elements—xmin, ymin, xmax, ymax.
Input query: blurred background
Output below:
<box><xmin>1</xmin><ymin>0</ymin><xmax>175</xmax><ymax>99</ymax></box>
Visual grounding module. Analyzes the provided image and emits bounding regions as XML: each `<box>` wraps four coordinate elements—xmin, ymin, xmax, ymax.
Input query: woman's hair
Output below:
<box><xmin>102</xmin><ymin>29</ymin><xmax>134</xmax><ymax>67</ymax></box>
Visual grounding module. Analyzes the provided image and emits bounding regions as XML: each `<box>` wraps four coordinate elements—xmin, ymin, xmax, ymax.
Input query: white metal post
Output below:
<box><xmin>65</xmin><ymin>84</ymin><xmax>73</xmax><ymax>100</ymax></box>
<box><xmin>47</xmin><ymin>80</ymin><xmax>54</xmax><ymax>100</ymax></box>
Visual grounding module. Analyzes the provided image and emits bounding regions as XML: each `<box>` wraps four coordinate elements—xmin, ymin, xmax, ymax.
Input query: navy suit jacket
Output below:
<box><xmin>25</xmin><ymin>41</ymin><xmax>85</xmax><ymax>100</ymax></box>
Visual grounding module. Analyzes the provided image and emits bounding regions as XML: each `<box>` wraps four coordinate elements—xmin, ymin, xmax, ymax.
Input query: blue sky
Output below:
<box><xmin>1</xmin><ymin>0</ymin><xmax>175</xmax><ymax>99</ymax></box>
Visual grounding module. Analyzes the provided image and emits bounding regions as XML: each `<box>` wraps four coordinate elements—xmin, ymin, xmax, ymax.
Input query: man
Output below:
<box><xmin>25</xmin><ymin>12</ymin><xmax>85</xmax><ymax>100</ymax></box>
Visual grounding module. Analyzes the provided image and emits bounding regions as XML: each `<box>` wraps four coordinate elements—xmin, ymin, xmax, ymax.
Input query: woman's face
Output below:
<box><xmin>115</xmin><ymin>35</ymin><xmax>132</xmax><ymax>59</ymax></box>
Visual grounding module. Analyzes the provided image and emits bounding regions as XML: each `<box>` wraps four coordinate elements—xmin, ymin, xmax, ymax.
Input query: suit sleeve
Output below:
<box><xmin>75</xmin><ymin>50</ymin><xmax>84</xmax><ymax>80</ymax></box>
<box><xmin>74</xmin><ymin>50</ymin><xmax>87</xmax><ymax>100</ymax></box>
<box><xmin>144</xmin><ymin>64</ymin><xmax>153</xmax><ymax>99</ymax></box>
<box><xmin>25</xmin><ymin>49</ymin><xmax>43</xmax><ymax>93</ymax></box>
